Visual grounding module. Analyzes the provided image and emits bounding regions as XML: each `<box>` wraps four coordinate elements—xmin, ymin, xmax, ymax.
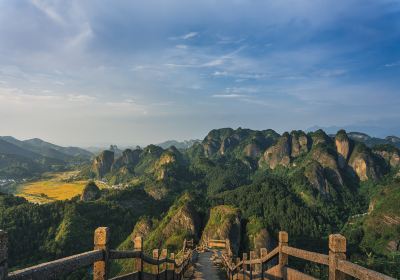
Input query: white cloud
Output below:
<box><xmin>176</xmin><ymin>44</ymin><xmax>188</xmax><ymax>49</ymax></box>
<box><xmin>181</xmin><ymin>32</ymin><xmax>198</xmax><ymax>40</ymax></box>
<box><xmin>212</xmin><ymin>94</ymin><xmax>245</xmax><ymax>98</ymax></box>
<box><xmin>30</xmin><ymin>0</ymin><xmax>64</xmax><ymax>24</ymax></box>
<box><xmin>384</xmin><ymin>61</ymin><xmax>400</xmax><ymax>67</ymax></box>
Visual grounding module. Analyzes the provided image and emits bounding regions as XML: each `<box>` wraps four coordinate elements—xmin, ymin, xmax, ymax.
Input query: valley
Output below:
<box><xmin>14</xmin><ymin>171</ymin><xmax>108</xmax><ymax>204</ymax></box>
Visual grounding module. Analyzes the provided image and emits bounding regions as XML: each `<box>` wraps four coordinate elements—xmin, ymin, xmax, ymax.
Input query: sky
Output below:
<box><xmin>0</xmin><ymin>0</ymin><xmax>400</xmax><ymax>147</ymax></box>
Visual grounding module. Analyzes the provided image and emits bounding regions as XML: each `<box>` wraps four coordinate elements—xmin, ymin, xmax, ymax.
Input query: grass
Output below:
<box><xmin>15</xmin><ymin>171</ymin><xmax>108</xmax><ymax>204</ymax></box>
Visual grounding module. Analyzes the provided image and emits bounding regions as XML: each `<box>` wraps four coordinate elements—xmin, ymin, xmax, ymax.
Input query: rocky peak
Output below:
<box><xmin>259</xmin><ymin>132</ymin><xmax>291</xmax><ymax>169</ymax></box>
<box><xmin>310</xmin><ymin>129</ymin><xmax>332</xmax><ymax>147</ymax></box>
<box><xmin>92</xmin><ymin>150</ymin><xmax>114</xmax><ymax>178</ymax></box>
<box><xmin>201</xmin><ymin>205</ymin><xmax>241</xmax><ymax>255</ymax></box>
<box><xmin>290</xmin><ymin>130</ymin><xmax>309</xmax><ymax>158</ymax></box>
<box><xmin>80</xmin><ymin>181</ymin><xmax>101</xmax><ymax>201</ymax></box>
<box><xmin>304</xmin><ymin>161</ymin><xmax>330</xmax><ymax>196</ymax></box>
<box><xmin>349</xmin><ymin>143</ymin><xmax>384</xmax><ymax>181</ymax></box>
<box><xmin>373</xmin><ymin>145</ymin><xmax>400</xmax><ymax>168</ymax></box>
<box><xmin>112</xmin><ymin>148</ymin><xmax>141</xmax><ymax>172</ymax></box>
<box><xmin>335</xmin><ymin>130</ymin><xmax>352</xmax><ymax>169</ymax></box>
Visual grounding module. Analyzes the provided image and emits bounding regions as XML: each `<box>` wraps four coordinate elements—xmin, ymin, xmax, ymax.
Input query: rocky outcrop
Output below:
<box><xmin>349</xmin><ymin>144</ymin><xmax>384</xmax><ymax>181</ymax></box>
<box><xmin>80</xmin><ymin>182</ymin><xmax>101</xmax><ymax>201</ymax></box>
<box><xmin>259</xmin><ymin>132</ymin><xmax>291</xmax><ymax>169</ymax></box>
<box><xmin>335</xmin><ymin>130</ymin><xmax>351</xmax><ymax>169</ymax></box>
<box><xmin>304</xmin><ymin>161</ymin><xmax>330</xmax><ymax>196</ymax></box>
<box><xmin>132</xmin><ymin>217</ymin><xmax>153</xmax><ymax>238</ymax></box>
<box><xmin>201</xmin><ymin>205</ymin><xmax>241</xmax><ymax>255</ymax></box>
<box><xmin>162</xmin><ymin>204</ymin><xmax>200</xmax><ymax>239</ymax></box>
<box><xmin>112</xmin><ymin>149</ymin><xmax>141</xmax><ymax>172</ymax></box>
<box><xmin>309</xmin><ymin>145</ymin><xmax>343</xmax><ymax>186</ymax></box>
<box><xmin>373</xmin><ymin>146</ymin><xmax>400</xmax><ymax>168</ymax></box>
<box><xmin>92</xmin><ymin>150</ymin><xmax>114</xmax><ymax>178</ymax></box>
<box><xmin>244</xmin><ymin>143</ymin><xmax>262</xmax><ymax>158</ymax></box>
<box><xmin>310</xmin><ymin>129</ymin><xmax>332</xmax><ymax>147</ymax></box>
<box><xmin>290</xmin><ymin>131</ymin><xmax>309</xmax><ymax>157</ymax></box>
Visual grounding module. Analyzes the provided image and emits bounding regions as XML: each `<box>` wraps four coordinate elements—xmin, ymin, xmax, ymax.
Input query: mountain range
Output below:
<box><xmin>0</xmin><ymin>127</ymin><xmax>399</xmax><ymax>279</ymax></box>
<box><xmin>0</xmin><ymin>136</ymin><xmax>92</xmax><ymax>178</ymax></box>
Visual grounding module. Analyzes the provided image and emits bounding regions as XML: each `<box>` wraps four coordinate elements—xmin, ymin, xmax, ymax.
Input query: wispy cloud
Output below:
<box><xmin>212</xmin><ymin>94</ymin><xmax>245</xmax><ymax>98</ymax></box>
<box><xmin>384</xmin><ymin>61</ymin><xmax>400</xmax><ymax>67</ymax></box>
<box><xmin>181</xmin><ymin>32</ymin><xmax>198</xmax><ymax>40</ymax></box>
<box><xmin>30</xmin><ymin>0</ymin><xmax>64</xmax><ymax>24</ymax></box>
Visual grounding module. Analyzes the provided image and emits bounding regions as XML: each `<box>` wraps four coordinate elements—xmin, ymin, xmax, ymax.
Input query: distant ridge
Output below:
<box><xmin>157</xmin><ymin>139</ymin><xmax>200</xmax><ymax>150</ymax></box>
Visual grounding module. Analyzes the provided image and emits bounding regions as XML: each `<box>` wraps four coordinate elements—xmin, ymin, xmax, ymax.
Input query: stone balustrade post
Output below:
<box><xmin>170</xmin><ymin>253</ymin><xmax>175</xmax><ymax>279</ymax></box>
<box><xmin>0</xmin><ymin>230</ymin><xmax>8</xmax><ymax>280</ymax></box>
<box><xmin>278</xmin><ymin>231</ymin><xmax>288</xmax><ymax>278</ymax></box>
<box><xmin>329</xmin><ymin>234</ymin><xmax>346</xmax><ymax>280</ymax></box>
<box><xmin>242</xmin><ymin>253</ymin><xmax>247</xmax><ymax>279</ymax></box>
<box><xmin>93</xmin><ymin>227</ymin><xmax>110</xmax><ymax>280</ymax></box>
<box><xmin>260</xmin><ymin>248</ymin><xmax>267</xmax><ymax>279</ymax></box>
<box><xmin>161</xmin><ymin>249</ymin><xmax>168</xmax><ymax>280</ymax></box>
<box><xmin>134</xmin><ymin>236</ymin><xmax>143</xmax><ymax>280</ymax></box>
<box><xmin>153</xmin><ymin>249</ymin><xmax>159</xmax><ymax>275</ymax></box>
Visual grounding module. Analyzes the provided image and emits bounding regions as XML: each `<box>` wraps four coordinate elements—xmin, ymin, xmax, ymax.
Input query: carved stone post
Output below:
<box><xmin>0</xmin><ymin>230</ymin><xmax>8</xmax><ymax>280</ymax></box>
<box><xmin>161</xmin><ymin>249</ymin><xmax>168</xmax><ymax>280</ymax></box>
<box><xmin>170</xmin><ymin>253</ymin><xmax>175</xmax><ymax>280</ymax></box>
<box><xmin>134</xmin><ymin>236</ymin><xmax>143</xmax><ymax>280</ymax></box>
<box><xmin>93</xmin><ymin>227</ymin><xmax>110</xmax><ymax>280</ymax></box>
<box><xmin>260</xmin><ymin>248</ymin><xmax>267</xmax><ymax>279</ymax></box>
<box><xmin>242</xmin><ymin>253</ymin><xmax>247</xmax><ymax>279</ymax></box>
<box><xmin>153</xmin><ymin>249</ymin><xmax>159</xmax><ymax>275</ymax></box>
<box><xmin>329</xmin><ymin>234</ymin><xmax>346</xmax><ymax>280</ymax></box>
<box><xmin>235</xmin><ymin>257</ymin><xmax>240</xmax><ymax>280</ymax></box>
<box><xmin>278</xmin><ymin>231</ymin><xmax>288</xmax><ymax>279</ymax></box>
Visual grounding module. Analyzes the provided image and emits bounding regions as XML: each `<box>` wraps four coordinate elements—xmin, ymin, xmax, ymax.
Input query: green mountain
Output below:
<box><xmin>1</xmin><ymin>127</ymin><xmax>399</xmax><ymax>279</ymax></box>
<box><xmin>0</xmin><ymin>136</ymin><xmax>93</xmax><ymax>179</ymax></box>
<box><xmin>156</xmin><ymin>139</ymin><xmax>200</xmax><ymax>150</ymax></box>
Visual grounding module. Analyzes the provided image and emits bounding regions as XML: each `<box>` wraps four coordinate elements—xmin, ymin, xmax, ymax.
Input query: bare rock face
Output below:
<box><xmin>112</xmin><ymin>149</ymin><xmax>141</xmax><ymax>172</ymax></box>
<box><xmin>162</xmin><ymin>204</ymin><xmax>200</xmax><ymax>239</ymax></box>
<box><xmin>335</xmin><ymin>130</ymin><xmax>351</xmax><ymax>169</ymax></box>
<box><xmin>290</xmin><ymin>131</ymin><xmax>309</xmax><ymax>158</ymax></box>
<box><xmin>259</xmin><ymin>132</ymin><xmax>291</xmax><ymax>169</ymax></box>
<box><xmin>132</xmin><ymin>217</ymin><xmax>153</xmax><ymax>238</ymax></box>
<box><xmin>219</xmin><ymin>135</ymin><xmax>240</xmax><ymax>155</ymax></box>
<box><xmin>204</xmin><ymin>140</ymin><xmax>220</xmax><ymax>157</ymax></box>
<box><xmin>349</xmin><ymin>144</ymin><xmax>383</xmax><ymax>181</ymax></box>
<box><xmin>244</xmin><ymin>143</ymin><xmax>262</xmax><ymax>158</ymax></box>
<box><xmin>310</xmin><ymin>129</ymin><xmax>332</xmax><ymax>147</ymax></box>
<box><xmin>201</xmin><ymin>205</ymin><xmax>241</xmax><ymax>255</ymax></box>
<box><xmin>310</xmin><ymin>146</ymin><xmax>343</xmax><ymax>186</ymax></box>
<box><xmin>92</xmin><ymin>150</ymin><xmax>114</xmax><ymax>178</ymax></box>
<box><xmin>373</xmin><ymin>148</ymin><xmax>400</xmax><ymax>168</ymax></box>
<box><xmin>81</xmin><ymin>182</ymin><xmax>101</xmax><ymax>201</ymax></box>
<box><xmin>304</xmin><ymin>161</ymin><xmax>330</xmax><ymax>196</ymax></box>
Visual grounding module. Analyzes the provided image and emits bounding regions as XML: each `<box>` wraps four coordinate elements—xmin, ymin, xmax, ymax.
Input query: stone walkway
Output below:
<box><xmin>189</xmin><ymin>251</ymin><xmax>224</xmax><ymax>280</ymax></box>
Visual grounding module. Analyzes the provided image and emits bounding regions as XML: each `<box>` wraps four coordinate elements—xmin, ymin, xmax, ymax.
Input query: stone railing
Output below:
<box><xmin>0</xmin><ymin>228</ymin><xmax>194</xmax><ymax>280</ymax></box>
<box><xmin>221</xmin><ymin>231</ymin><xmax>396</xmax><ymax>280</ymax></box>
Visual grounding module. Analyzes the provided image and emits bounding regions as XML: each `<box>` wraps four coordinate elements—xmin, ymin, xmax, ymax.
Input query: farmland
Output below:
<box><xmin>16</xmin><ymin>171</ymin><xmax>108</xmax><ymax>203</ymax></box>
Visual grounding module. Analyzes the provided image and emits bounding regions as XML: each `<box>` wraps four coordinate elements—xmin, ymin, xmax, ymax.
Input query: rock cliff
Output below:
<box><xmin>80</xmin><ymin>181</ymin><xmax>101</xmax><ymax>201</ymax></box>
<box><xmin>201</xmin><ymin>205</ymin><xmax>241</xmax><ymax>255</ymax></box>
<box><xmin>335</xmin><ymin>130</ymin><xmax>352</xmax><ymax>169</ymax></box>
<box><xmin>349</xmin><ymin>143</ymin><xmax>384</xmax><ymax>181</ymax></box>
<box><xmin>259</xmin><ymin>132</ymin><xmax>291</xmax><ymax>169</ymax></box>
<box><xmin>92</xmin><ymin>150</ymin><xmax>114</xmax><ymax>178</ymax></box>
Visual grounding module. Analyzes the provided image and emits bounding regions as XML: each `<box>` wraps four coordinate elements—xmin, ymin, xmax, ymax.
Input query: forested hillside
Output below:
<box><xmin>1</xmin><ymin>128</ymin><xmax>399</xmax><ymax>279</ymax></box>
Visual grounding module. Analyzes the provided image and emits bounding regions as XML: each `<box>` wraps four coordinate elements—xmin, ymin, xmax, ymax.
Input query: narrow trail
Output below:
<box><xmin>190</xmin><ymin>251</ymin><xmax>224</xmax><ymax>280</ymax></box>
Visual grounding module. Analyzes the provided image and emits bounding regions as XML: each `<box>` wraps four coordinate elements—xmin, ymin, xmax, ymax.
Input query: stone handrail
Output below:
<box><xmin>0</xmin><ymin>228</ymin><xmax>194</xmax><ymax>280</ymax></box>
<box><xmin>220</xmin><ymin>231</ymin><xmax>396</xmax><ymax>280</ymax></box>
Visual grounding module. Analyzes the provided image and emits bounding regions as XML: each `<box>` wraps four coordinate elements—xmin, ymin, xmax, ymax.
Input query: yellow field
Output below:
<box><xmin>16</xmin><ymin>171</ymin><xmax>107</xmax><ymax>204</ymax></box>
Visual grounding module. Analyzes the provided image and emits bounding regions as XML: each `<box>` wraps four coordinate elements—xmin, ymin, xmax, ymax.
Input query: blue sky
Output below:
<box><xmin>0</xmin><ymin>0</ymin><xmax>399</xmax><ymax>146</ymax></box>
